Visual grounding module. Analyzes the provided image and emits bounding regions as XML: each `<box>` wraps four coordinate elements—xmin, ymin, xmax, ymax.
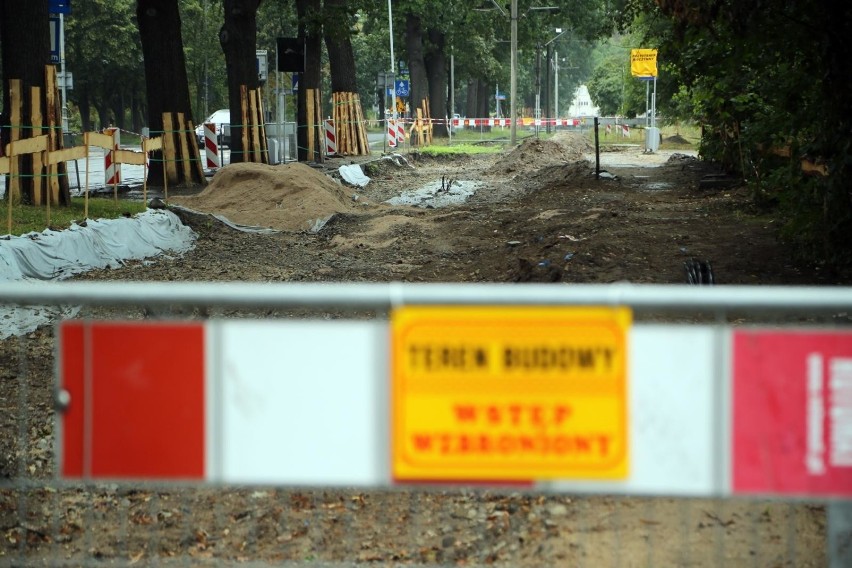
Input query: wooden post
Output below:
<box><xmin>161</xmin><ymin>113</ymin><xmax>179</xmax><ymax>188</ymax></box>
<box><xmin>249</xmin><ymin>89</ymin><xmax>261</xmax><ymax>163</ymax></box>
<box><xmin>256</xmin><ymin>89</ymin><xmax>269</xmax><ymax>164</ymax></box>
<box><xmin>240</xmin><ymin>85</ymin><xmax>250</xmax><ymax>160</ymax></box>
<box><xmin>316</xmin><ymin>89</ymin><xmax>324</xmax><ymax>163</ymax></box>
<box><xmin>30</xmin><ymin>86</ymin><xmax>44</xmax><ymax>206</ymax></box>
<box><xmin>305</xmin><ymin>88</ymin><xmax>315</xmax><ymax>162</ymax></box>
<box><xmin>45</xmin><ymin>66</ymin><xmax>61</xmax><ymax>205</ymax></box>
<box><xmin>176</xmin><ymin>112</ymin><xmax>193</xmax><ymax>183</ymax></box>
<box><xmin>6</xmin><ymin>138</ymin><xmax>13</xmax><ymax>235</ymax></box>
<box><xmin>9</xmin><ymin>80</ymin><xmax>22</xmax><ymax>202</ymax></box>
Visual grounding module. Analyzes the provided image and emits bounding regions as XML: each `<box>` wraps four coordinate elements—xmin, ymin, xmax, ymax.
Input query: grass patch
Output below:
<box><xmin>1</xmin><ymin>197</ymin><xmax>147</xmax><ymax>237</ymax></box>
<box><xmin>417</xmin><ymin>143</ymin><xmax>504</xmax><ymax>155</ymax></box>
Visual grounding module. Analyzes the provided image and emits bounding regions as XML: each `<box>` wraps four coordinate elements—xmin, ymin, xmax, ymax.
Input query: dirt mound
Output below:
<box><xmin>502</xmin><ymin>137</ymin><xmax>585</xmax><ymax>174</ymax></box>
<box><xmin>664</xmin><ymin>134</ymin><xmax>691</xmax><ymax>145</ymax></box>
<box><xmin>170</xmin><ymin>162</ymin><xmax>357</xmax><ymax>232</ymax></box>
<box><xmin>551</xmin><ymin>130</ymin><xmax>596</xmax><ymax>154</ymax></box>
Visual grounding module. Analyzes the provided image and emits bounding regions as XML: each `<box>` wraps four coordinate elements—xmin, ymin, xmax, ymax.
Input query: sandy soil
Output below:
<box><xmin>1</xmin><ymin>133</ymin><xmax>843</xmax><ymax>566</ymax></box>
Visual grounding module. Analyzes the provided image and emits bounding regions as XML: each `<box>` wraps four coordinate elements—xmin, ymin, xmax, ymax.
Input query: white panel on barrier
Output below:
<box><xmin>547</xmin><ymin>325</ymin><xmax>718</xmax><ymax>496</ymax></box>
<box><xmin>213</xmin><ymin>320</ymin><xmax>389</xmax><ymax>486</ymax></box>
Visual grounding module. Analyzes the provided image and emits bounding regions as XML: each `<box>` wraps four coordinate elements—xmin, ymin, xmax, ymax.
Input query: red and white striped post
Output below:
<box><xmin>396</xmin><ymin>121</ymin><xmax>405</xmax><ymax>146</ymax></box>
<box><xmin>387</xmin><ymin>119</ymin><xmax>397</xmax><ymax>148</ymax></box>
<box><xmin>203</xmin><ymin>123</ymin><xmax>220</xmax><ymax>169</ymax></box>
<box><xmin>324</xmin><ymin>119</ymin><xmax>337</xmax><ymax>156</ymax></box>
<box><xmin>104</xmin><ymin>127</ymin><xmax>120</xmax><ymax>185</ymax></box>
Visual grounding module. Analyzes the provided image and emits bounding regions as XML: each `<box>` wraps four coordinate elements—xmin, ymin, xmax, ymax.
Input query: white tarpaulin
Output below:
<box><xmin>339</xmin><ymin>164</ymin><xmax>371</xmax><ymax>187</ymax></box>
<box><xmin>0</xmin><ymin>209</ymin><xmax>196</xmax><ymax>338</ymax></box>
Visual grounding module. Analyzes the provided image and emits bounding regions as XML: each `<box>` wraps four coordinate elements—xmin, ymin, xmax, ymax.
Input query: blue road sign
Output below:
<box><xmin>292</xmin><ymin>73</ymin><xmax>299</xmax><ymax>91</ymax></box>
<box><xmin>49</xmin><ymin>16</ymin><xmax>61</xmax><ymax>64</ymax></box>
<box><xmin>395</xmin><ymin>80</ymin><xmax>410</xmax><ymax>97</ymax></box>
<box><xmin>49</xmin><ymin>0</ymin><xmax>71</xmax><ymax>14</ymax></box>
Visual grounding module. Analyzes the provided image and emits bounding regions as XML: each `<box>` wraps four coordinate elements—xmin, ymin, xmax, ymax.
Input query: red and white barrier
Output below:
<box><xmin>324</xmin><ymin>119</ymin><xmax>337</xmax><ymax>156</ymax></box>
<box><xmin>57</xmin><ymin>314</ymin><xmax>852</xmax><ymax>498</ymax></box>
<box><xmin>622</xmin><ymin>124</ymin><xmax>630</xmax><ymax>138</ymax></box>
<box><xmin>606</xmin><ymin>124</ymin><xmax>612</xmax><ymax>135</ymax></box>
<box><xmin>103</xmin><ymin>127</ymin><xmax>120</xmax><ymax>185</ymax></box>
<box><xmin>387</xmin><ymin>119</ymin><xmax>397</xmax><ymax>148</ymax></box>
<box><xmin>449</xmin><ymin>118</ymin><xmax>582</xmax><ymax>128</ymax></box>
<box><xmin>203</xmin><ymin>123</ymin><xmax>220</xmax><ymax>169</ymax></box>
<box><xmin>396</xmin><ymin>121</ymin><xmax>405</xmax><ymax>145</ymax></box>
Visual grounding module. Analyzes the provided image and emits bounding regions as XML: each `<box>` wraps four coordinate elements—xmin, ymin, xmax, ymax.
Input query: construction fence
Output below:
<box><xmin>0</xmin><ymin>281</ymin><xmax>850</xmax><ymax>566</ymax></box>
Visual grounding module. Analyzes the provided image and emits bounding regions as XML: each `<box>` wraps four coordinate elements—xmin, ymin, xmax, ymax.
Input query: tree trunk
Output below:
<box><xmin>78</xmin><ymin>84</ymin><xmax>93</xmax><ymax>132</ymax></box>
<box><xmin>424</xmin><ymin>28</ymin><xmax>447</xmax><ymax>137</ymax></box>
<box><xmin>137</xmin><ymin>0</ymin><xmax>204</xmax><ymax>186</ymax></box>
<box><xmin>323</xmin><ymin>0</ymin><xmax>357</xmax><ymax>93</ymax></box>
<box><xmin>323</xmin><ymin>0</ymin><xmax>368</xmax><ymax>155</ymax></box>
<box><xmin>0</xmin><ymin>0</ymin><xmax>70</xmax><ymax>205</ymax></box>
<box><xmin>295</xmin><ymin>0</ymin><xmax>321</xmax><ymax>161</ymax></box>
<box><xmin>465</xmin><ymin>77</ymin><xmax>478</xmax><ymax>124</ymax></box>
<box><xmin>219</xmin><ymin>0</ymin><xmax>262</xmax><ymax>164</ymax></box>
<box><xmin>404</xmin><ymin>12</ymin><xmax>428</xmax><ymax>119</ymax></box>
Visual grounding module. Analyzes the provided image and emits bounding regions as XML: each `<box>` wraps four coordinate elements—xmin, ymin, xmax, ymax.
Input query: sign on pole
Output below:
<box><xmin>630</xmin><ymin>49</ymin><xmax>658</xmax><ymax>79</ymax></box>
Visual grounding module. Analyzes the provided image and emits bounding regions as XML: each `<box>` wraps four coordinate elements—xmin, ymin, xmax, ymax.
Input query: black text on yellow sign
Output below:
<box><xmin>391</xmin><ymin>306</ymin><xmax>631</xmax><ymax>482</ymax></box>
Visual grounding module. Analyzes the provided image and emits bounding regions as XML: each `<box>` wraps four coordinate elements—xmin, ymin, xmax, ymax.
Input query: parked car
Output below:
<box><xmin>195</xmin><ymin>109</ymin><xmax>231</xmax><ymax>148</ymax></box>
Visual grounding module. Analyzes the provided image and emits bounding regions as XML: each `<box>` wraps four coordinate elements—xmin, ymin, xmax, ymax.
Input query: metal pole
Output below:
<box><xmin>510</xmin><ymin>0</ymin><xmax>518</xmax><ymax>146</ymax></box>
<box><xmin>388</xmin><ymin>0</ymin><xmax>397</xmax><ymax>125</ymax></box>
<box><xmin>450</xmin><ymin>51</ymin><xmax>455</xmax><ymax>123</ymax></box>
<box><xmin>2</xmin><ymin>281</ymin><xmax>852</xmax><ymax>313</ymax></box>
<box><xmin>545</xmin><ymin>44</ymin><xmax>551</xmax><ymax>134</ymax></box>
<box><xmin>59</xmin><ymin>13</ymin><xmax>68</xmax><ymax>134</ymax></box>
<box><xmin>534</xmin><ymin>45</ymin><xmax>541</xmax><ymax>138</ymax></box>
<box><xmin>554</xmin><ymin>50</ymin><xmax>559</xmax><ymax>120</ymax></box>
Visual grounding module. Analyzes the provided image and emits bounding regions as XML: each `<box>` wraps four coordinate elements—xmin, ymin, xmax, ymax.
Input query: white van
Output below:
<box><xmin>195</xmin><ymin>109</ymin><xmax>231</xmax><ymax>147</ymax></box>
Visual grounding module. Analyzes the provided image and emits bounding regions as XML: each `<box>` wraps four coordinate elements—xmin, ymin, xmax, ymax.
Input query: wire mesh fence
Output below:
<box><xmin>1</xmin><ymin>282</ymin><xmax>848</xmax><ymax>566</ymax></box>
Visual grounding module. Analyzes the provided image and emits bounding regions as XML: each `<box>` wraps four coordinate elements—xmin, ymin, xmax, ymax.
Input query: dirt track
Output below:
<box><xmin>1</xmin><ymin>134</ymin><xmax>841</xmax><ymax>566</ymax></box>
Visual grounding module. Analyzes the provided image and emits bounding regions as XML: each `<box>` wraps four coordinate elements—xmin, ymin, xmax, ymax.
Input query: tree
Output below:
<box><xmin>181</xmin><ymin>0</ymin><xmax>229</xmax><ymax>123</ymax></box>
<box><xmin>0</xmin><ymin>0</ymin><xmax>71</xmax><ymax>206</ymax></box>
<box><xmin>219</xmin><ymin>0</ymin><xmax>263</xmax><ymax>164</ymax></box>
<box><xmin>66</xmin><ymin>0</ymin><xmax>143</xmax><ymax>132</ymax></box>
<box><xmin>295</xmin><ymin>0</ymin><xmax>321</xmax><ymax>161</ymax></box>
<box><xmin>137</xmin><ymin>0</ymin><xmax>205</xmax><ymax>185</ymax></box>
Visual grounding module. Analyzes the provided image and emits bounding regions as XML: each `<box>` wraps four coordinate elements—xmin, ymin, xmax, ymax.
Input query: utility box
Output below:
<box><xmin>645</xmin><ymin>127</ymin><xmax>661</xmax><ymax>153</ymax></box>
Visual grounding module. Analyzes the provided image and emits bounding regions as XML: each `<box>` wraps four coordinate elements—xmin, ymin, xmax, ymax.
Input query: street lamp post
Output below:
<box><xmin>510</xmin><ymin>0</ymin><xmax>518</xmax><ymax>146</ymax></box>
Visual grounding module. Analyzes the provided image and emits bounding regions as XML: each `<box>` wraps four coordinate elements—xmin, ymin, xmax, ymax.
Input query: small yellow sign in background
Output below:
<box><xmin>391</xmin><ymin>306</ymin><xmax>631</xmax><ymax>482</ymax></box>
<box><xmin>630</xmin><ymin>48</ymin><xmax>658</xmax><ymax>78</ymax></box>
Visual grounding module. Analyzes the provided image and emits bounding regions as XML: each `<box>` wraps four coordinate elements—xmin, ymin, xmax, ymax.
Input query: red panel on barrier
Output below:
<box><xmin>60</xmin><ymin>321</ymin><xmax>206</xmax><ymax>480</ymax></box>
<box><xmin>733</xmin><ymin>330</ymin><xmax>852</xmax><ymax>497</ymax></box>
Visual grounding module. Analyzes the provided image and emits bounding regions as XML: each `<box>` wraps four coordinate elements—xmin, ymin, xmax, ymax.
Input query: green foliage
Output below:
<box><xmin>628</xmin><ymin>0</ymin><xmax>852</xmax><ymax>265</ymax></box>
<box><xmin>1</xmin><ymin>198</ymin><xmax>147</xmax><ymax>237</ymax></box>
<box><xmin>64</xmin><ymin>0</ymin><xmax>143</xmax><ymax>129</ymax></box>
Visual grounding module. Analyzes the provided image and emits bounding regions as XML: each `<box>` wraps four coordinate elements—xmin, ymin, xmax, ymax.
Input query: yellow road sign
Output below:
<box><xmin>630</xmin><ymin>48</ymin><xmax>658</xmax><ymax>78</ymax></box>
<box><xmin>391</xmin><ymin>306</ymin><xmax>631</xmax><ymax>482</ymax></box>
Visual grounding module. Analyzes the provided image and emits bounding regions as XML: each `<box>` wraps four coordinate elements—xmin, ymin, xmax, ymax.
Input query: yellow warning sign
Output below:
<box><xmin>391</xmin><ymin>306</ymin><xmax>631</xmax><ymax>482</ymax></box>
<box><xmin>630</xmin><ymin>48</ymin><xmax>658</xmax><ymax>78</ymax></box>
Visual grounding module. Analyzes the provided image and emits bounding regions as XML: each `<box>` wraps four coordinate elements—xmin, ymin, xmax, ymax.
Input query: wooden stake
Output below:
<box><xmin>306</xmin><ymin>88</ymin><xmax>315</xmax><ymax>161</ymax></box>
<box><xmin>316</xmin><ymin>89</ymin><xmax>324</xmax><ymax>163</ymax></box>
<box><xmin>30</xmin><ymin>86</ymin><xmax>44</xmax><ymax>206</ymax></box>
<box><xmin>176</xmin><ymin>112</ymin><xmax>193</xmax><ymax>183</ymax></box>
<box><xmin>249</xmin><ymin>89</ymin><xmax>261</xmax><ymax>163</ymax></box>
<box><xmin>9</xmin><ymin>80</ymin><xmax>21</xmax><ymax>202</ymax></box>
<box><xmin>162</xmin><ymin>113</ymin><xmax>178</xmax><ymax>188</ymax></box>
<box><xmin>256</xmin><ymin>89</ymin><xmax>269</xmax><ymax>164</ymax></box>
<box><xmin>6</xmin><ymin>138</ymin><xmax>13</xmax><ymax>235</ymax></box>
<box><xmin>240</xmin><ymin>85</ymin><xmax>250</xmax><ymax>160</ymax></box>
<box><xmin>45</xmin><ymin>66</ymin><xmax>61</xmax><ymax>205</ymax></box>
